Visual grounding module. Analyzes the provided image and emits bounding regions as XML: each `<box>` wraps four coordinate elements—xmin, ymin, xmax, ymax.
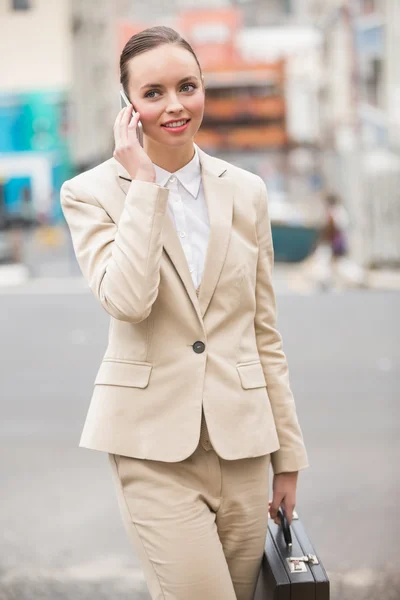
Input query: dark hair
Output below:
<box><xmin>120</xmin><ymin>26</ymin><xmax>203</xmax><ymax>95</ymax></box>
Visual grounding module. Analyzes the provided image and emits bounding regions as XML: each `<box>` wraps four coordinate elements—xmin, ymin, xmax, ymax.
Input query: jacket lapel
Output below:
<box><xmin>114</xmin><ymin>159</ymin><xmax>204</xmax><ymax>323</ymax></box>
<box><xmin>196</xmin><ymin>148</ymin><xmax>234</xmax><ymax>317</ymax></box>
<box><xmin>114</xmin><ymin>147</ymin><xmax>234</xmax><ymax>321</ymax></box>
<box><xmin>162</xmin><ymin>210</ymin><xmax>203</xmax><ymax>323</ymax></box>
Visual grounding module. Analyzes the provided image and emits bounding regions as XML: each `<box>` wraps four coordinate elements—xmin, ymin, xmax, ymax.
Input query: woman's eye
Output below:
<box><xmin>181</xmin><ymin>83</ymin><xmax>196</xmax><ymax>92</ymax></box>
<box><xmin>144</xmin><ymin>90</ymin><xmax>160</xmax><ymax>99</ymax></box>
<box><xmin>144</xmin><ymin>83</ymin><xmax>196</xmax><ymax>98</ymax></box>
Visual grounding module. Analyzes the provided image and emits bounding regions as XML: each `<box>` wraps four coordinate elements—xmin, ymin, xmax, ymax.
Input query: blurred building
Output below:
<box><xmin>118</xmin><ymin>0</ymin><xmax>293</xmax><ymax>27</ymax></box>
<box><xmin>2</xmin><ymin>0</ymin><xmax>398</xmax><ymax>267</ymax></box>
<box><xmin>381</xmin><ymin>0</ymin><xmax>400</xmax><ymax>151</ymax></box>
<box><xmin>313</xmin><ymin>0</ymin><xmax>400</xmax><ymax>267</ymax></box>
<box><xmin>0</xmin><ymin>0</ymin><xmax>72</xmax><ymax>222</ymax></box>
<box><xmin>0</xmin><ymin>0</ymin><xmax>120</xmax><ymax>224</ymax></box>
<box><xmin>69</xmin><ymin>0</ymin><xmax>119</xmax><ymax>173</ymax></box>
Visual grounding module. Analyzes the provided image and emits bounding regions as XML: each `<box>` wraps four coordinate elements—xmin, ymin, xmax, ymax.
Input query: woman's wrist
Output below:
<box><xmin>133</xmin><ymin>168</ymin><xmax>156</xmax><ymax>183</ymax></box>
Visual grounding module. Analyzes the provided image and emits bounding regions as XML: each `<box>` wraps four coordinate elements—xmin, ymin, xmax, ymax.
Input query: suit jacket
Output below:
<box><xmin>60</xmin><ymin>146</ymin><xmax>309</xmax><ymax>473</ymax></box>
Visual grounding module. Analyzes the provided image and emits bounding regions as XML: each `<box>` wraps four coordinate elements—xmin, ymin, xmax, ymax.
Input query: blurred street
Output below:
<box><xmin>0</xmin><ymin>250</ymin><xmax>398</xmax><ymax>599</ymax></box>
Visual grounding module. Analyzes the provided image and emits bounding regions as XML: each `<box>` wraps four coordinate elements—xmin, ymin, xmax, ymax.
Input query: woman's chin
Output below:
<box><xmin>164</xmin><ymin>137</ymin><xmax>193</xmax><ymax>148</ymax></box>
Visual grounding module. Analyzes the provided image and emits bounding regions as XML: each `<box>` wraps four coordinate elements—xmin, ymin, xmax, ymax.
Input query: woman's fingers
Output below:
<box><xmin>269</xmin><ymin>495</ymin><xmax>282</xmax><ymax>524</ymax></box>
<box><xmin>128</xmin><ymin>110</ymin><xmax>140</xmax><ymax>129</ymax></box>
<box><xmin>113</xmin><ymin>105</ymin><xmax>153</xmax><ymax>179</ymax></box>
<box><xmin>120</xmin><ymin>104</ymin><xmax>134</xmax><ymax>145</ymax></box>
<box><xmin>269</xmin><ymin>497</ymin><xmax>296</xmax><ymax>526</ymax></box>
<box><xmin>270</xmin><ymin>472</ymin><xmax>298</xmax><ymax>526</ymax></box>
<box><xmin>113</xmin><ymin>107</ymin><xmax>126</xmax><ymax>148</ymax></box>
<box><xmin>281</xmin><ymin>500</ymin><xmax>295</xmax><ymax>525</ymax></box>
<box><xmin>127</xmin><ymin>111</ymin><xmax>141</xmax><ymax>143</ymax></box>
<box><xmin>114</xmin><ymin>106</ymin><xmax>141</xmax><ymax>153</ymax></box>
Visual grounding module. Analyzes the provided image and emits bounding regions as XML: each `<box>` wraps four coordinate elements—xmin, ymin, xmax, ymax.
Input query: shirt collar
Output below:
<box><xmin>153</xmin><ymin>145</ymin><xmax>201</xmax><ymax>199</ymax></box>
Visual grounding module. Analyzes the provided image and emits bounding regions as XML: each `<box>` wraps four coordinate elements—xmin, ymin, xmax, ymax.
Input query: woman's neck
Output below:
<box><xmin>144</xmin><ymin>138</ymin><xmax>195</xmax><ymax>173</ymax></box>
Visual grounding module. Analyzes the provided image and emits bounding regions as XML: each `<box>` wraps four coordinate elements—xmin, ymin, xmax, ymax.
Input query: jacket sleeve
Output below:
<box><xmin>254</xmin><ymin>177</ymin><xmax>309</xmax><ymax>475</ymax></box>
<box><xmin>60</xmin><ymin>178</ymin><xmax>169</xmax><ymax>323</ymax></box>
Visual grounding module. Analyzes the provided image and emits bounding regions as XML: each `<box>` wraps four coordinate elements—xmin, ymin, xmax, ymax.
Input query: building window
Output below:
<box><xmin>12</xmin><ymin>0</ymin><xmax>32</xmax><ymax>10</ymax></box>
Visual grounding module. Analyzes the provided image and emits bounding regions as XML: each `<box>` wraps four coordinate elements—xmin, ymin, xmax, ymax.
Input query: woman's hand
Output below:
<box><xmin>113</xmin><ymin>105</ymin><xmax>156</xmax><ymax>183</ymax></box>
<box><xmin>269</xmin><ymin>471</ymin><xmax>298</xmax><ymax>526</ymax></box>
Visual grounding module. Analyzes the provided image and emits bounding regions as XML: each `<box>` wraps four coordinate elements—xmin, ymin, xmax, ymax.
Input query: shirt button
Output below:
<box><xmin>169</xmin><ymin>176</ymin><xmax>176</xmax><ymax>183</ymax></box>
<box><xmin>193</xmin><ymin>341</ymin><xmax>205</xmax><ymax>354</ymax></box>
<box><xmin>189</xmin><ymin>267</ymin><xmax>194</xmax><ymax>273</ymax></box>
<box><xmin>179</xmin><ymin>231</ymin><xmax>186</xmax><ymax>238</ymax></box>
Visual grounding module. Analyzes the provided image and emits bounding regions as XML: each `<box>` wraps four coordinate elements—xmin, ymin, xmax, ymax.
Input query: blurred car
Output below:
<box><xmin>268</xmin><ymin>192</ymin><xmax>323</xmax><ymax>263</ymax></box>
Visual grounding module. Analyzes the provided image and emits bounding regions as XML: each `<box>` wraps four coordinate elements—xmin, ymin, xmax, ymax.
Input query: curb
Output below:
<box><xmin>0</xmin><ymin>263</ymin><xmax>31</xmax><ymax>287</ymax></box>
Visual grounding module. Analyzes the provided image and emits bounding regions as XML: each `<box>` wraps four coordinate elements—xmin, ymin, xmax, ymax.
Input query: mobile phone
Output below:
<box><xmin>119</xmin><ymin>89</ymin><xmax>143</xmax><ymax>147</ymax></box>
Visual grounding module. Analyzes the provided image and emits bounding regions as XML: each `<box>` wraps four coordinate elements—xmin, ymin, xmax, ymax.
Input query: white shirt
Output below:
<box><xmin>153</xmin><ymin>145</ymin><xmax>209</xmax><ymax>290</ymax></box>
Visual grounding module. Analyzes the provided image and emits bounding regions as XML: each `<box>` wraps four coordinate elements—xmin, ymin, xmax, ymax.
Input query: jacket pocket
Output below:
<box><xmin>94</xmin><ymin>359</ymin><xmax>153</xmax><ymax>388</ymax></box>
<box><xmin>236</xmin><ymin>360</ymin><xmax>266</xmax><ymax>389</ymax></box>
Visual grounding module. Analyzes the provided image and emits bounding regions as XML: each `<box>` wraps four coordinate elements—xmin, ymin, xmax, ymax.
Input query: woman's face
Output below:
<box><xmin>126</xmin><ymin>44</ymin><xmax>205</xmax><ymax>149</ymax></box>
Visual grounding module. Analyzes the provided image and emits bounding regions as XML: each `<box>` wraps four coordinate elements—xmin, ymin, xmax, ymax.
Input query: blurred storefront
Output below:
<box><xmin>0</xmin><ymin>0</ymin><xmax>73</xmax><ymax>226</ymax></box>
<box><xmin>0</xmin><ymin>90</ymin><xmax>71</xmax><ymax>223</ymax></box>
<box><xmin>0</xmin><ymin>0</ymin><xmax>119</xmax><ymax>226</ymax></box>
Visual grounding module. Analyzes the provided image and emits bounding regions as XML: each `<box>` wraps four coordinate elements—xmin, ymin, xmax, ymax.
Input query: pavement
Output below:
<box><xmin>0</xmin><ymin>227</ymin><xmax>399</xmax><ymax>599</ymax></box>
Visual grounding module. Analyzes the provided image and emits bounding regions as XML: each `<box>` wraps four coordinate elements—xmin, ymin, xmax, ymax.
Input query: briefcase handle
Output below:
<box><xmin>277</xmin><ymin>507</ymin><xmax>293</xmax><ymax>548</ymax></box>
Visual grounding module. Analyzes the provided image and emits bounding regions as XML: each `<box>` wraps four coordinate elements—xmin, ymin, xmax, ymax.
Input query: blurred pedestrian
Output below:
<box><xmin>60</xmin><ymin>25</ymin><xmax>309</xmax><ymax>600</ymax></box>
<box><xmin>316</xmin><ymin>192</ymin><xmax>365</xmax><ymax>289</ymax></box>
<box><xmin>324</xmin><ymin>192</ymin><xmax>349</xmax><ymax>260</ymax></box>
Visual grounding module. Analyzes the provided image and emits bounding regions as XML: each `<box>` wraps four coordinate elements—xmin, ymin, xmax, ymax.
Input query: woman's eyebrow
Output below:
<box><xmin>140</xmin><ymin>76</ymin><xmax>198</xmax><ymax>90</ymax></box>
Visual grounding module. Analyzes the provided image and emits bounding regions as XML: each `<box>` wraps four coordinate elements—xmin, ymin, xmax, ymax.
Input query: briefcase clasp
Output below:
<box><xmin>287</xmin><ymin>554</ymin><xmax>319</xmax><ymax>573</ymax></box>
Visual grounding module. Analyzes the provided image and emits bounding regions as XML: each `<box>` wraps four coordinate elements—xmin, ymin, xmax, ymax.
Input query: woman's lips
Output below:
<box><xmin>161</xmin><ymin>119</ymin><xmax>191</xmax><ymax>133</ymax></box>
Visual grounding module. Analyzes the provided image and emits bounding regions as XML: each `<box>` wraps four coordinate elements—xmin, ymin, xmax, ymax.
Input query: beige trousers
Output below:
<box><xmin>108</xmin><ymin>409</ymin><xmax>270</xmax><ymax>600</ymax></box>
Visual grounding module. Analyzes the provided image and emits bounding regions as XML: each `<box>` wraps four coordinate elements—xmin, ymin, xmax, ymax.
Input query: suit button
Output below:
<box><xmin>193</xmin><ymin>341</ymin><xmax>205</xmax><ymax>354</ymax></box>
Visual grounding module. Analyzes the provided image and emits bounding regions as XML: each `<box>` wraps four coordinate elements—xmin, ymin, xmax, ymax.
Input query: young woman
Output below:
<box><xmin>61</xmin><ymin>25</ymin><xmax>309</xmax><ymax>600</ymax></box>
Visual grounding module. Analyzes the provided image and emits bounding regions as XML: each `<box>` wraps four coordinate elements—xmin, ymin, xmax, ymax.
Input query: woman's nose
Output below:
<box><xmin>165</xmin><ymin>99</ymin><xmax>184</xmax><ymax>113</ymax></box>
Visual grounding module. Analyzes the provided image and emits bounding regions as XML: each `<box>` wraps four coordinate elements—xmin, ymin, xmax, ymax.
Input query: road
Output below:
<box><xmin>0</xmin><ymin>276</ymin><xmax>399</xmax><ymax>599</ymax></box>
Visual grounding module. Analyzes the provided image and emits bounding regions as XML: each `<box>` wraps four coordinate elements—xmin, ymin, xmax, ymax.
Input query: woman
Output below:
<box><xmin>61</xmin><ymin>26</ymin><xmax>309</xmax><ymax>600</ymax></box>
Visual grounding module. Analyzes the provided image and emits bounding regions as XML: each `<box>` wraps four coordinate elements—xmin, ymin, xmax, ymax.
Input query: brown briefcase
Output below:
<box><xmin>254</xmin><ymin>507</ymin><xmax>330</xmax><ymax>599</ymax></box>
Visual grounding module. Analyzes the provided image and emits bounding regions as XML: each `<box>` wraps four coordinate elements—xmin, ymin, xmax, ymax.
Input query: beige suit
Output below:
<box><xmin>60</xmin><ymin>146</ymin><xmax>309</xmax><ymax>474</ymax></box>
